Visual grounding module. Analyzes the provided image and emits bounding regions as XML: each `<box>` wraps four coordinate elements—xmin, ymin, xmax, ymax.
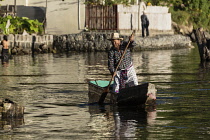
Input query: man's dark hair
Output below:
<box><xmin>3</xmin><ymin>35</ymin><xmax>8</xmax><ymax>41</ymax></box>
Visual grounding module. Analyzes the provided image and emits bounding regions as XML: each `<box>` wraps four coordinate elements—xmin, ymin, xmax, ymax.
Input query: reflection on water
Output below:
<box><xmin>0</xmin><ymin>118</ymin><xmax>24</xmax><ymax>131</ymax></box>
<box><xmin>88</xmin><ymin>105</ymin><xmax>157</xmax><ymax>139</ymax></box>
<box><xmin>0</xmin><ymin>48</ymin><xmax>209</xmax><ymax>139</ymax></box>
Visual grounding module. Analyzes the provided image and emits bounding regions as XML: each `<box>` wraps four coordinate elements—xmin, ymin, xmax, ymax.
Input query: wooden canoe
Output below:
<box><xmin>88</xmin><ymin>80</ymin><xmax>157</xmax><ymax>106</ymax></box>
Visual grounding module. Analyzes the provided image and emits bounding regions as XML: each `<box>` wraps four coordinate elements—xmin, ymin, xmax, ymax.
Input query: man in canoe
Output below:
<box><xmin>108</xmin><ymin>32</ymin><xmax>138</xmax><ymax>93</ymax></box>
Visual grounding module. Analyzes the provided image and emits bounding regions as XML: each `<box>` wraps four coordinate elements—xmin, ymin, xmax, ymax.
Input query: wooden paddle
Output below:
<box><xmin>98</xmin><ymin>30</ymin><xmax>135</xmax><ymax>104</ymax></box>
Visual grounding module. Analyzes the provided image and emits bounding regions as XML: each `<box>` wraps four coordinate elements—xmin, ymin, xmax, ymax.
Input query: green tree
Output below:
<box><xmin>183</xmin><ymin>0</ymin><xmax>210</xmax><ymax>29</ymax></box>
<box><xmin>148</xmin><ymin>0</ymin><xmax>210</xmax><ymax>30</ymax></box>
<box><xmin>0</xmin><ymin>16</ymin><xmax>44</xmax><ymax>35</ymax></box>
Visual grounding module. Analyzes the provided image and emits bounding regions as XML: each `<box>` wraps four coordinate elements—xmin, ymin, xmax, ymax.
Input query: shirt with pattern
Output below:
<box><xmin>108</xmin><ymin>41</ymin><xmax>136</xmax><ymax>74</ymax></box>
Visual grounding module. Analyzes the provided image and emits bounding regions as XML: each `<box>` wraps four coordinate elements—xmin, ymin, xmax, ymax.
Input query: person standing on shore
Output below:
<box><xmin>141</xmin><ymin>11</ymin><xmax>150</xmax><ymax>37</ymax></box>
<box><xmin>1</xmin><ymin>35</ymin><xmax>10</xmax><ymax>64</ymax></box>
<box><xmin>108</xmin><ymin>32</ymin><xmax>138</xmax><ymax>93</ymax></box>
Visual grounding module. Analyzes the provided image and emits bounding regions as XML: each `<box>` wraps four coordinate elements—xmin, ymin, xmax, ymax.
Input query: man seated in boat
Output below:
<box><xmin>108</xmin><ymin>32</ymin><xmax>138</xmax><ymax>93</ymax></box>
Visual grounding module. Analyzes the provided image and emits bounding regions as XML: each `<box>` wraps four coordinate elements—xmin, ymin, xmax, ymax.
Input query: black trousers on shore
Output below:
<box><xmin>142</xmin><ymin>24</ymin><xmax>149</xmax><ymax>37</ymax></box>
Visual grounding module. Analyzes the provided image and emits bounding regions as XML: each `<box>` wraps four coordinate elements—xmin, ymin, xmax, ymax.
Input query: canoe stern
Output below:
<box><xmin>88</xmin><ymin>81</ymin><xmax>117</xmax><ymax>104</ymax></box>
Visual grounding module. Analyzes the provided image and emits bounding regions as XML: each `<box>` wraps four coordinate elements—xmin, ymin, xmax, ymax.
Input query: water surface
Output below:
<box><xmin>0</xmin><ymin>47</ymin><xmax>210</xmax><ymax>139</ymax></box>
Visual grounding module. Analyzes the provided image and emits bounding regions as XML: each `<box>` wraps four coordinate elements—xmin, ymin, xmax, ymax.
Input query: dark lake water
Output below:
<box><xmin>0</xmin><ymin>46</ymin><xmax>210</xmax><ymax>139</ymax></box>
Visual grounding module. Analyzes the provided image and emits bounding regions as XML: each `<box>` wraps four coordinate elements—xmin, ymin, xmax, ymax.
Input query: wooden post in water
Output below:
<box><xmin>0</xmin><ymin>98</ymin><xmax>24</xmax><ymax>130</ymax></box>
<box><xmin>0</xmin><ymin>98</ymin><xmax>24</xmax><ymax>118</ymax></box>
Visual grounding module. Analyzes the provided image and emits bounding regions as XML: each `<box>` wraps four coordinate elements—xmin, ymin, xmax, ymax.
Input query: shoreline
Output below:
<box><xmin>0</xmin><ymin>32</ymin><xmax>194</xmax><ymax>55</ymax></box>
<box><xmin>53</xmin><ymin>32</ymin><xmax>193</xmax><ymax>52</ymax></box>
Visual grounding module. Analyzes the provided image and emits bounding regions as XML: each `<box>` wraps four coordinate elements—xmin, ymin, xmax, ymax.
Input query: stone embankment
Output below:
<box><xmin>53</xmin><ymin>32</ymin><xmax>193</xmax><ymax>52</ymax></box>
<box><xmin>0</xmin><ymin>34</ymin><xmax>53</xmax><ymax>55</ymax></box>
<box><xmin>134</xmin><ymin>34</ymin><xmax>193</xmax><ymax>51</ymax></box>
<box><xmin>0</xmin><ymin>32</ymin><xmax>193</xmax><ymax>55</ymax></box>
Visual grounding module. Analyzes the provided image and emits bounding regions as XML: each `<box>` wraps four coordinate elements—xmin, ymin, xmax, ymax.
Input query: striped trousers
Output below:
<box><xmin>112</xmin><ymin>65</ymin><xmax>138</xmax><ymax>93</ymax></box>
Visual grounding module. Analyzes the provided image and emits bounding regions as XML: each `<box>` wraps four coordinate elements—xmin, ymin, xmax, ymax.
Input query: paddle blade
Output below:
<box><xmin>98</xmin><ymin>91</ymin><xmax>108</xmax><ymax>104</ymax></box>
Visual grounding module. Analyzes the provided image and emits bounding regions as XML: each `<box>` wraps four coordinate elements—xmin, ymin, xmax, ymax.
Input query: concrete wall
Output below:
<box><xmin>0</xmin><ymin>0</ymin><xmax>45</xmax><ymax>7</ymax></box>
<box><xmin>118</xmin><ymin>2</ymin><xmax>172</xmax><ymax>31</ymax></box>
<box><xmin>45</xmin><ymin>0</ymin><xmax>86</xmax><ymax>35</ymax></box>
<box><xmin>28</xmin><ymin>0</ymin><xmax>46</xmax><ymax>7</ymax></box>
<box><xmin>146</xmin><ymin>6</ymin><xmax>172</xmax><ymax>30</ymax></box>
<box><xmin>118</xmin><ymin>5</ymin><xmax>139</xmax><ymax>30</ymax></box>
<box><xmin>0</xmin><ymin>0</ymin><xmax>26</xmax><ymax>5</ymax></box>
<box><xmin>15</xmin><ymin>34</ymin><xmax>53</xmax><ymax>48</ymax></box>
<box><xmin>0</xmin><ymin>34</ymin><xmax>53</xmax><ymax>49</ymax></box>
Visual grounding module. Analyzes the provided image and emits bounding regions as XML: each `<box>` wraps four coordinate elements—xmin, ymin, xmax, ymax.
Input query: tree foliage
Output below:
<box><xmin>0</xmin><ymin>15</ymin><xmax>44</xmax><ymax>35</ymax></box>
<box><xmin>144</xmin><ymin>0</ymin><xmax>210</xmax><ymax>30</ymax></box>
